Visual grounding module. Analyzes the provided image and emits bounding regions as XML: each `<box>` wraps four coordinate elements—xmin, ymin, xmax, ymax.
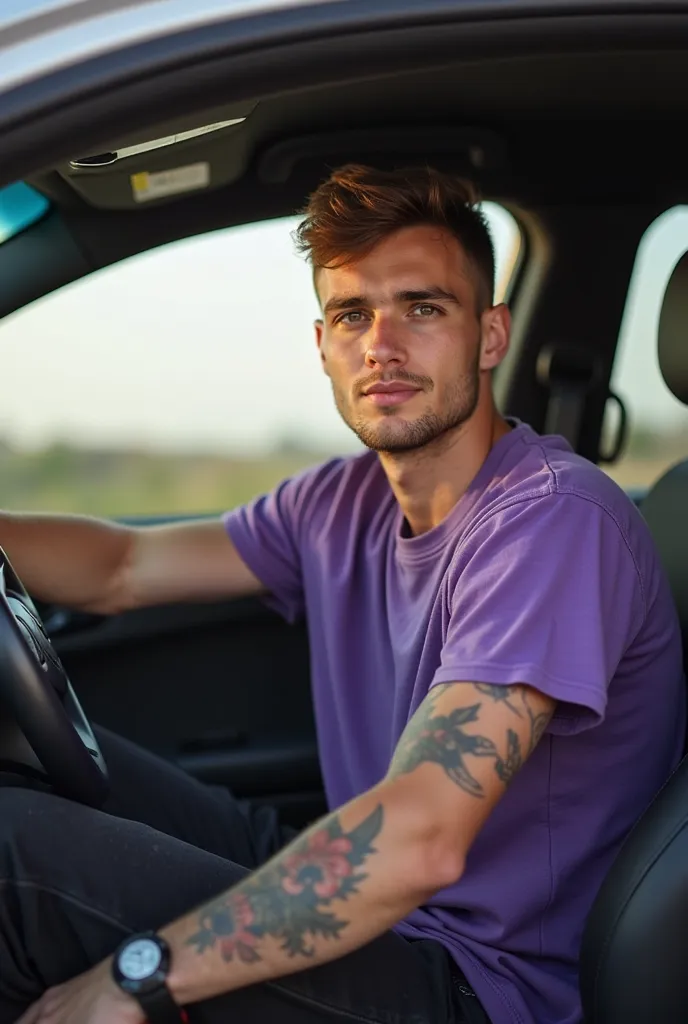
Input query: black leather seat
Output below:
<box><xmin>579</xmin><ymin>252</ymin><xmax>688</xmax><ymax>1023</ymax></box>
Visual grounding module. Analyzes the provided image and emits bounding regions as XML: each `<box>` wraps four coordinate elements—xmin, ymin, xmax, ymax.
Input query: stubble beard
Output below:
<box><xmin>332</xmin><ymin>355</ymin><xmax>481</xmax><ymax>454</ymax></box>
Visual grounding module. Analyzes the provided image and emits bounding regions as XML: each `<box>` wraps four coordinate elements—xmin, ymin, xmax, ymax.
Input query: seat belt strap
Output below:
<box><xmin>536</xmin><ymin>343</ymin><xmax>600</xmax><ymax>450</ymax></box>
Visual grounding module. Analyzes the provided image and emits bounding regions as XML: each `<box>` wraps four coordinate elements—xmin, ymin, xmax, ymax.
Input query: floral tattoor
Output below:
<box><xmin>187</xmin><ymin>805</ymin><xmax>383</xmax><ymax>960</ymax></box>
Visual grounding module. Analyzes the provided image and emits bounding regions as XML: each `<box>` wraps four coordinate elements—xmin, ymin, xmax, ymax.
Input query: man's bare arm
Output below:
<box><xmin>148</xmin><ymin>681</ymin><xmax>555</xmax><ymax>1008</ymax></box>
<box><xmin>0</xmin><ymin>513</ymin><xmax>265</xmax><ymax>614</ymax></box>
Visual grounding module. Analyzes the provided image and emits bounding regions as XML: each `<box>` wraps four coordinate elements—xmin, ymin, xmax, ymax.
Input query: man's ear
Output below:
<box><xmin>479</xmin><ymin>304</ymin><xmax>511</xmax><ymax>371</ymax></box>
<box><xmin>315</xmin><ymin>319</ymin><xmax>329</xmax><ymax>374</ymax></box>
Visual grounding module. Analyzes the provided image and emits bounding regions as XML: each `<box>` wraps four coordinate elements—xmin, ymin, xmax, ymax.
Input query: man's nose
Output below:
<box><xmin>364</xmin><ymin>316</ymin><xmax>406</xmax><ymax>370</ymax></box>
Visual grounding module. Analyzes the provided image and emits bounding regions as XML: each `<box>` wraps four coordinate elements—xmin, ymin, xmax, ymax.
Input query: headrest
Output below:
<box><xmin>658</xmin><ymin>251</ymin><xmax>688</xmax><ymax>405</ymax></box>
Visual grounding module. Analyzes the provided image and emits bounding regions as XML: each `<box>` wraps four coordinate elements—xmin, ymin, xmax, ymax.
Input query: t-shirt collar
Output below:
<box><xmin>394</xmin><ymin>418</ymin><xmax>528</xmax><ymax>564</ymax></box>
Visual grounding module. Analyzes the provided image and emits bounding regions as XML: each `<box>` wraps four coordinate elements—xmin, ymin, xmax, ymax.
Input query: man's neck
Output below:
<box><xmin>378</xmin><ymin>406</ymin><xmax>512</xmax><ymax>537</ymax></box>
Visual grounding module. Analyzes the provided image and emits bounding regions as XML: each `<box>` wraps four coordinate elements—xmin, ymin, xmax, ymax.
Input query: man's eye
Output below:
<box><xmin>412</xmin><ymin>304</ymin><xmax>440</xmax><ymax>317</ymax></box>
<box><xmin>339</xmin><ymin>311</ymin><xmax>366</xmax><ymax>324</ymax></box>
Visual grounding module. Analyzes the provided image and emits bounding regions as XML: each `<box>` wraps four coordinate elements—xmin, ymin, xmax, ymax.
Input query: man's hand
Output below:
<box><xmin>15</xmin><ymin>958</ymin><xmax>144</xmax><ymax>1024</ymax></box>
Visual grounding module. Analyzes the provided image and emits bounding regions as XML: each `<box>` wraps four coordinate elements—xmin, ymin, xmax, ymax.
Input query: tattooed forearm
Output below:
<box><xmin>186</xmin><ymin>805</ymin><xmax>383</xmax><ymax>964</ymax></box>
<box><xmin>388</xmin><ymin>682</ymin><xmax>553</xmax><ymax>797</ymax></box>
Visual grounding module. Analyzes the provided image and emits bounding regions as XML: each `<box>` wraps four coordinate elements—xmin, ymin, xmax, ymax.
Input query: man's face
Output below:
<box><xmin>315</xmin><ymin>224</ymin><xmax>509</xmax><ymax>454</ymax></box>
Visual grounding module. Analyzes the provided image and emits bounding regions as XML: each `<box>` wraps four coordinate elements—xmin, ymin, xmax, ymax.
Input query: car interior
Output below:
<box><xmin>1</xmin><ymin>4</ymin><xmax>688</xmax><ymax>1020</ymax></box>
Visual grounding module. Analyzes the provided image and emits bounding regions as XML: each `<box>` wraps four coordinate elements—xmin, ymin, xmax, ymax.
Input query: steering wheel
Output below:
<box><xmin>0</xmin><ymin>548</ymin><xmax>109</xmax><ymax>807</ymax></box>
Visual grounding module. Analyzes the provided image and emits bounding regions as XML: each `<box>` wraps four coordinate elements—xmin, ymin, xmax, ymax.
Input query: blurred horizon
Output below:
<box><xmin>1</xmin><ymin>203</ymin><xmax>687</xmax><ymax>513</ymax></box>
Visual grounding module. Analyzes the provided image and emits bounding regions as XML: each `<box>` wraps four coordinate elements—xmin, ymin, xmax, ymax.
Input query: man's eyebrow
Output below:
<box><xmin>395</xmin><ymin>287</ymin><xmax>461</xmax><ymax>304</ymax></box>
<box><xmin>323</xmin><ymin>295</ymin><xmax>369</xmax><ymax>316</ymax></box>
<box><xmin>323</xmin><ymin>287</ymin><xmax>460</xmax><ymax>316</ymax></box>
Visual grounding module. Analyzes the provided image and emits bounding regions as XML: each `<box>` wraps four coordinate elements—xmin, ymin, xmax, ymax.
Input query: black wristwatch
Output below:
<box><xmin>112</xmin><ymin>931</ymin><xmax>187</xmax><ymax>1024</ymax></box>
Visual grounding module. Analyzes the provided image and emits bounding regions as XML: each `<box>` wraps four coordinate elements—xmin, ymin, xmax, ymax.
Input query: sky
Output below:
<box><xmin>0</xmin><ymin>202</ymin><xmax>686</xmax><ymax>456</ymax></box>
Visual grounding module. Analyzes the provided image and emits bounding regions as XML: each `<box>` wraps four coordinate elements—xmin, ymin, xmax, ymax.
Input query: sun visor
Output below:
<box><xmin>55</xmin><ymin>101</ymin><xmax>257</xmax><ymax>209</ymax></box>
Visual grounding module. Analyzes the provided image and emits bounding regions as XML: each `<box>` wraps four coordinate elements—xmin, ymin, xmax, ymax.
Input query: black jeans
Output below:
<box><xmin>0</xmin><ymin>727</ymin><xmax>490</xmax><ymax>1024</ymax></box>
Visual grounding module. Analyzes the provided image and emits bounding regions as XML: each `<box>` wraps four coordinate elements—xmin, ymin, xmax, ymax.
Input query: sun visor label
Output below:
<box><xmin>131</xmin><ymin>162</ymin><xmax>210</xmax><ymax>202</ymax></box>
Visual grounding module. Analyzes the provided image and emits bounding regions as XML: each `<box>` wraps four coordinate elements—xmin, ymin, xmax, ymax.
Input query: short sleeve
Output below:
<box><xmin>223</xmin><ymin>474</ymin><xmax>310</xmax><ymax>624</ymax></box>
<box><xmin>432</xmin><ymin>493</ymin><xmax>646</xmax><ymax>734</ymax></box>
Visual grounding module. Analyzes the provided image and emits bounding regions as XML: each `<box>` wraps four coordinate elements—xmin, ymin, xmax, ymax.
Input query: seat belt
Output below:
<box><xmin>536</xmin><ymin>343</ymin><xmax>601</xmax><ymax>450</ymax></box>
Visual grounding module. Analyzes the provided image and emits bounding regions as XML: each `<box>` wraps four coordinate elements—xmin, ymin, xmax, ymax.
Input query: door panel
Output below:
<box><xmin>48</xmin><ymin>595</ymin><xmax>325</xmax><ymax>826</ymax></box>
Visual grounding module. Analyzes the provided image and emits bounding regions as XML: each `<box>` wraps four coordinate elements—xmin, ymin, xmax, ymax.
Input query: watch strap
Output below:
<box><xmin>137</xmin><ymin>983</ymin><xmax>188</xmax><ymax>1024</ymax></box>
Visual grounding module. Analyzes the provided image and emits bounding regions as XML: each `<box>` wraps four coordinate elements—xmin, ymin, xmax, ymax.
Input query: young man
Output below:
<box><xmin>1</xmin><ymin>165</ymin><xmax>684</xmax><ymax>1024</ymax></box>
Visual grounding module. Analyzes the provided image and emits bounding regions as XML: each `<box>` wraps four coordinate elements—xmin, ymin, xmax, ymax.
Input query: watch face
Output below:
<box><xmin>119</xmin><ymin>938</ymin><xmax>163</xmax><ymax>981</ymax></box>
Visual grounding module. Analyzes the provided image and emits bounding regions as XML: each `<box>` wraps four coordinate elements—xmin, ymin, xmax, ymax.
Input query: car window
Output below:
<box><xmin>0</xmin><ymin>205</ymin><xmax>520</xmax><ymax>517</ymax></box>
<box><xmin>603</xmin><ymin>207</ymin><xmax>688</xmax><ymax>493</ymax></box>
<box><xmin>0</xmin><ymin>182</ymin><xmax>50</xmax><ymax>244</ymax></box>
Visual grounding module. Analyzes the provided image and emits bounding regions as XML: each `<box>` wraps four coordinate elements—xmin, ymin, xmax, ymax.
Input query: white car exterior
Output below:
<box><xmin>0</xmin><ymin>0</ymin><xmax>342</xmax><ymax>95</ymax></box>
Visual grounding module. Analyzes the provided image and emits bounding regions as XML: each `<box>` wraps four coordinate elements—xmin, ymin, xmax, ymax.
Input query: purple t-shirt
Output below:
<box><xmin>224</xmin><ymin>422</ymin><xmax>685</xmax><ymax>1024</ymax></box>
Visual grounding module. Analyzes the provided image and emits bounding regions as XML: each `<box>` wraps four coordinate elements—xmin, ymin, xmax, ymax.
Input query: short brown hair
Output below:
<box><xmin>294</xmin><ymin>164</ymin><xmax>495</xmax><ymax>311</ymax></box>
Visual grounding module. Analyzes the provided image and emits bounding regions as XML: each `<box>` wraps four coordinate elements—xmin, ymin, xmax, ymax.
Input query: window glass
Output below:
<box><xmin>603</xmin><ymin>207</ymin><xmax>688</xmax><ymax>492</ymax></box>
<box><xmin>0</xmin><ymin>204</ymin><xmax>520</xmax><ymax>516</ymax></box>
<box><xmin>0</xmin><ymin>182</ymin><xmax>50</xmax><ymax>244</ymax></box>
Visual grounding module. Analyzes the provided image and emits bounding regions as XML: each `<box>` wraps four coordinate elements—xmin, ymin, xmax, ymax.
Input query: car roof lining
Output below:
<box><xmin>18</xmin><ymin>43</ymin><xmax>686</xmax><ymax>231</ymax></box>
<box><xmin>9</xmin><ymin>39</ymin><xmax>682</xmax><ymax>319</ymax></box>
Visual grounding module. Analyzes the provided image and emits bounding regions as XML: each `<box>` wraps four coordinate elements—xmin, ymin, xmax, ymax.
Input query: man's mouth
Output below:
<box><xmin>362</xmin><ymin>382</ymin><xmax>422</xmax><ymax>407</ymax></box>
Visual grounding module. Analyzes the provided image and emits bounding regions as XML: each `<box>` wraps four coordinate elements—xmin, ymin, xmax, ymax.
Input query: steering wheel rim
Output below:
<box><xmin>0</xmin><ymin>549</ymin><xmax>109</xmax><ymax>807</ymax></box>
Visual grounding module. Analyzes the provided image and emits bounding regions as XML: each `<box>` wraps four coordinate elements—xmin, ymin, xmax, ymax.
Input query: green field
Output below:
<box><xmin>0</xmin><ymin>442</ymin><xmax>329</xmax><ymax>517</ymax></box>
<box><xmin>1</xmin><ymin>421</ymin><xmax>687</xmax><ymax>519</ymax></box>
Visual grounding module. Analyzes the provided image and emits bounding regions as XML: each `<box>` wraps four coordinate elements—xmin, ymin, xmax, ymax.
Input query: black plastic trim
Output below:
<box><xmin>258</xmin><ymin>125</ymin><xmax>507</xmax><ymax>184</ymax></box>
<box><xmin>176</xmin><ymin>737</ymin><xmax>320</xmax><ymax>793</ymax></box>
<box><xmin>51</xmin><ymin>596</ymin><xmax>282</xmax><ymax>653</ymax></box>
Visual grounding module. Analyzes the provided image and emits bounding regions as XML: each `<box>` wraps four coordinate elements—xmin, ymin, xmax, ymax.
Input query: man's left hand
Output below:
<box><xmin>15</xmin><ymin>958</ymin><xmax>145</xmax><ymax>1024</ymax></box>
